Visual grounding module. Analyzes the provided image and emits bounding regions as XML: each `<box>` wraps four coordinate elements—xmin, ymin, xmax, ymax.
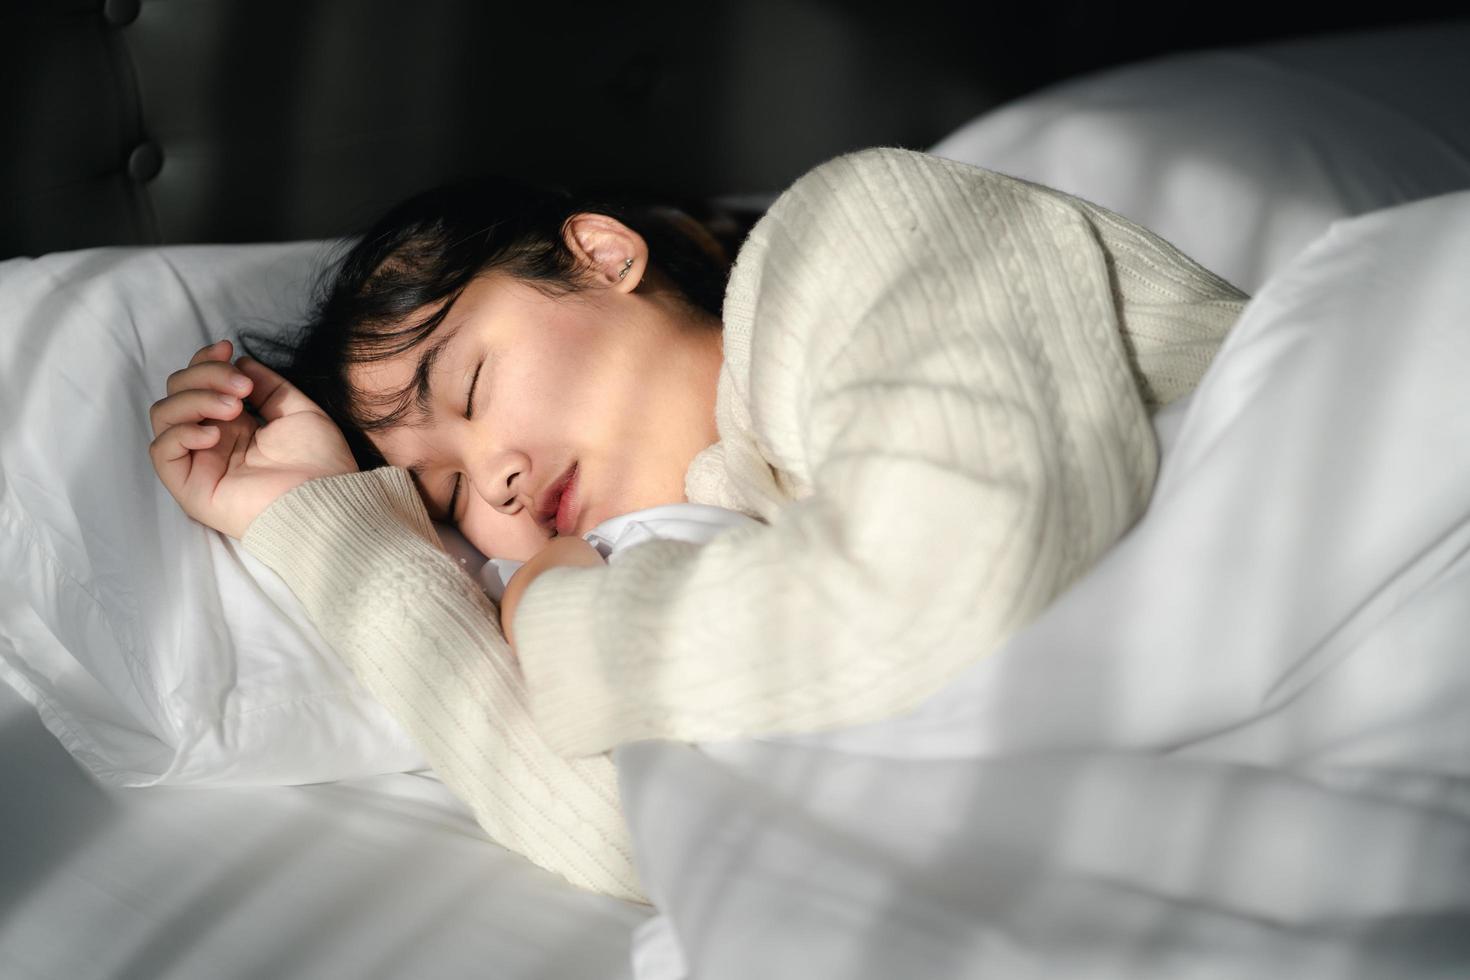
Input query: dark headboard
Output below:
<box><xmin>2</xmin><ymin>0</ymin><xmax>1460</xmax><ymax>259</ymax></box>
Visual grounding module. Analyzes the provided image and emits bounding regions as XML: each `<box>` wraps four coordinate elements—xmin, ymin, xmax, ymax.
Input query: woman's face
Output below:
<box><xmin>350</xmin><ymin>214</ymin><xmax>723</xmax><ymax>561</ymax></box>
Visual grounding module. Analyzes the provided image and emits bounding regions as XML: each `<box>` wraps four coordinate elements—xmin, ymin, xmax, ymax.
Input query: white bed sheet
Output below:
<box><xmin>622</xmin><ymin>192</ymin><xmax>1470</xmax><ymax>979</ymax></box>
<box><xmin>0</xmin><ymin>678</ymin><xmax>647</xmax><ymax>979</ymax></box>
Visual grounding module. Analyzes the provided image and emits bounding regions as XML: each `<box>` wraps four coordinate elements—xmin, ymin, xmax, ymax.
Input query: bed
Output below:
<box><xmin>5</xmin><ymin>20</ymin><xmax>1470</xmax><ymax>979</ymax></box>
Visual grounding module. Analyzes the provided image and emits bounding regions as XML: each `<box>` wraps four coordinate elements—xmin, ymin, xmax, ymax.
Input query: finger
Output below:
<box><xmin>188</xmin><ymin>339</ymin><xmax>233</xmax><ymax>367</ymax></box>
<box><xmin>149</xmin><ymin>422</ymin><xmax>221</xmax><ymax>488</ymax></box>
<box><xmin>149</xmin><ymin>388</ymin><xmax>247</xmax><ymax>438</ymax></box>
<box><xmin>166</xmin><ymin>359</ymin><xmax>254</xmax><ymax>398</ymax></box>
<box><xmin>555</xmin><ymin>536</ymin><xmax>606</xmax><ymax>566</ymax></box>
<box><xmin>235</xmin><ymin>355</ymin><xmax>319</xmax><ymax>421</ymax></box>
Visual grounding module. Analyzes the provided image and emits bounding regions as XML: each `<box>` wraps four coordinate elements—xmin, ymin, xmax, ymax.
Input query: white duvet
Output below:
<box><xmin>625</xmin><ymin>192</ymin><xmax>1470</xmax><ymax>979</ymax></box>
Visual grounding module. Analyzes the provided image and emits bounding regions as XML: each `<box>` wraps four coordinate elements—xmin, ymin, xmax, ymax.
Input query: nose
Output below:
<box><xmin>470</xmin><ymin>450</ymin><xmax>531</xmax><ymax>515</ymax></box>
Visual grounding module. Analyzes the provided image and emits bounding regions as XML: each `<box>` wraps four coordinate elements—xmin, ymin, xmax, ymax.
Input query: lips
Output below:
<box><xmin>553</xmin><ymin>464</ymin><xmax>582</xmax><ymax>537</ymax></box>
<box><xmin>536</xmin><ymin>463</ymin><xmax>577</xmax><ymax>533</ymax></box>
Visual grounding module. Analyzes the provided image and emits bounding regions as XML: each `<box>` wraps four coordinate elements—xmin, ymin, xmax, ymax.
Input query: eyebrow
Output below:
<box><xmin>411</xmin><ymin>329</ymin><xmax>458</xmax><ymax>421</ymax></box>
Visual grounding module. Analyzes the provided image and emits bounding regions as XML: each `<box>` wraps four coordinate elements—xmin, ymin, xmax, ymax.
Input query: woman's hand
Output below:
<box><xmin>148</xmin><ymin>339</ymin><xmax>358</xmax><ymax>540</ymax></box>
<box><xmin>500</xmin><ymin>536</ymin><xmax>607</xmax><ymax>654</ymax></box>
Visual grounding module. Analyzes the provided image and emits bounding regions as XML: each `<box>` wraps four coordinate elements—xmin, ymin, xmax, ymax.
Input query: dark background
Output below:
<box><xmin>2</xmin><ymin>0</ymin><xmax>1464</xmax><ymax>259</ymax></box>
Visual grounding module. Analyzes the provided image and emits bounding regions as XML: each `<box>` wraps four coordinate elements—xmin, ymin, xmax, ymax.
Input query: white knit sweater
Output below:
<box><xmin>242</xmin><ymin>148</ymin><xmax>1245</xmax><ymax>903</ymax></box>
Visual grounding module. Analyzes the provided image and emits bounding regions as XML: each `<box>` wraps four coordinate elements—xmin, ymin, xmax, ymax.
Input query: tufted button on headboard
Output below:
<box><xmin>103</xmin><ymin>0</ymin><xmax>141</xmax><ymax>27</ymax></box>
<box><xmin>125</xmin><ymin>141</ymin><xmax>163</xmax><ymax>183</ymax></box>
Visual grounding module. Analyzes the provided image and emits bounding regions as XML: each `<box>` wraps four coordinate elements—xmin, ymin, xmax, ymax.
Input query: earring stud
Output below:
<box><xmin>618</xmin><ymin>258</ymin><xmax>634</xmax><ymax>280</ymax></box>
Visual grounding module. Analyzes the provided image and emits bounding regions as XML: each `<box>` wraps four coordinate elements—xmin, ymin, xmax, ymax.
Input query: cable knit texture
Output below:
<box><xmin>241</xmin><ymin>148</ymin><xmax>1245</xmax><ymax>901</ymax></box>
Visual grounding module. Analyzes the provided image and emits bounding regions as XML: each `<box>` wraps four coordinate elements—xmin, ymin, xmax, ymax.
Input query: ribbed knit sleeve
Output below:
<box><xmin>240</xmin><ymin>466</ymin><xmax>646</xmax><ymax>904</ymax></box>
<box><xmin>512</xmin><ymin>148</ymin><xmax>1243</xmax><ymax>757</ymax></box>
<box><xmin>1059</xmin><ymin>191</ymin><xmax>1247</xmax><ymax>408</ymax></box>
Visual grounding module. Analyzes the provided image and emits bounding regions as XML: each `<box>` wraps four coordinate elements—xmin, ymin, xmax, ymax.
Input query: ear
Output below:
<box><xmin>563</xmin><ymin>212</ymin><xmax>648</xmax><ymax>294</ymax></box>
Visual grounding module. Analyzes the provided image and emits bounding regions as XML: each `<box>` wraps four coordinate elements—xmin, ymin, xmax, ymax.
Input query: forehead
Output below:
<box><xmin>349</xmin><ymin>316</ymin><xmax>458</xmax><ymax>415</ymax></box>
<box><xmin>347</xmin><ymin>273</ymin><xmax>493</xmax><ymax>422</ymax></box>
<box><xmin>346</xmin><ymin>269</ymin><xmax>532</xmax><ymax>389</ymax></box>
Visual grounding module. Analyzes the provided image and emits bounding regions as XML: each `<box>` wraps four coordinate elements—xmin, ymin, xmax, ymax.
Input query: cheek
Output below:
<box><xmin>516</xmin><ymin>345</ymin><xmax>624</xmax><ymax>431</ymax></box>
<box><xmin>459</xmin><ymin>498</ymin><xmax>549</xmax><ymax>562</ymax></box>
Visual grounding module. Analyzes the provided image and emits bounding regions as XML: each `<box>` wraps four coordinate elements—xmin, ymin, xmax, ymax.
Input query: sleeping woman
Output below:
<box><xmin>147</xmin><ymin>147</ymin><xmax>1246</xmax><ymax>904</ymax></box>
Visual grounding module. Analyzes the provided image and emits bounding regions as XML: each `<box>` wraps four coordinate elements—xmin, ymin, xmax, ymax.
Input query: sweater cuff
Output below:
<box><xmin>241</xmin><ymin>467</ymin><xmax>441</xmax><ymax>592</ymax></box>
<box><xmin>513</xmin><ymin>564</ymin><xmax>628</xmax><ymax>757</ymax></box>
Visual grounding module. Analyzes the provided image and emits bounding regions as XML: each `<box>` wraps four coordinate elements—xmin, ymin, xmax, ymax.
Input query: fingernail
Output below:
<box><xmin>218</xmin><ymin>394</ymin><xmax>238</xmax><ymax>408</ymax></box>
<box><xmin>230</xmin><ymin>375</ymin><xmax>251</xmax><ymax>391</ymax></box>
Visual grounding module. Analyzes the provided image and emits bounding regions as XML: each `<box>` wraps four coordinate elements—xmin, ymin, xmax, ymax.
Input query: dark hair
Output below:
<box><xmin>242</xmin><ymin>176</ymin><xmax>746</xmax><ymax>470</ymax></box>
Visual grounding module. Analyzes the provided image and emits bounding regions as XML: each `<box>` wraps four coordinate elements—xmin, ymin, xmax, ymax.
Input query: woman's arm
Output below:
<box><xmin>510</xmin><ymin>148</ymin><xmax>1244</xmax><ymax>757</ymax></box>
<box><xmin>149</xmin><ymin>342</ymin><xmax>646</xmax><ymax>902</ymax></box>
<box><xmin>240</xmin><ymin>468</ymin><xmax>646</xmax><ymax>902</ymax></box>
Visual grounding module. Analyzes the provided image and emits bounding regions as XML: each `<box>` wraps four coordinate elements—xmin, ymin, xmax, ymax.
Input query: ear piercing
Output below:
<box><xmin>618</xmin><ymin>258</ymin><xmax>634</xmax><ymax>280</ymax></box>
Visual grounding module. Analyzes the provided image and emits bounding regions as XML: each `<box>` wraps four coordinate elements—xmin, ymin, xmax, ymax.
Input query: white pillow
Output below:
<box><xmin>928</xmin><ymin>21</ymin><xmax>1470</xmax><ymax>293</ymax></box>
<box><xmin>0</xmin><ymin>243</ymin><xmax>762</xmax><ymax>788</ymax></box>
<box><xmin>0</xmin><ymin>242</ymin><xmax>433</xmax><ymax>786</ymax></box>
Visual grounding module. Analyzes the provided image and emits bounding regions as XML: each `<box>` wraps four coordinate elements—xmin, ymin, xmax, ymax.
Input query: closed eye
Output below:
<box><xmin>442</xmin><ymin>356</ymin><xmax>485</xmax><ymax>523</ymax></box>
<box><xmin>465</xmin><ymin>356</ymin><xmax>484</xmax><ymax>421</ymax></box>
<box><xmin>447</xmin><ymin>473</ymin><xmax>464</xmax><ymax>524</ymax></box>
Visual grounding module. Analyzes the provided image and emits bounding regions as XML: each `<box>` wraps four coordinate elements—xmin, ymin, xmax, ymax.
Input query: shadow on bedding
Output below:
<box><xmin>0</xmin><ymin>693</ymin><xmax>117</xmax><ymax>919</ymax></box>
